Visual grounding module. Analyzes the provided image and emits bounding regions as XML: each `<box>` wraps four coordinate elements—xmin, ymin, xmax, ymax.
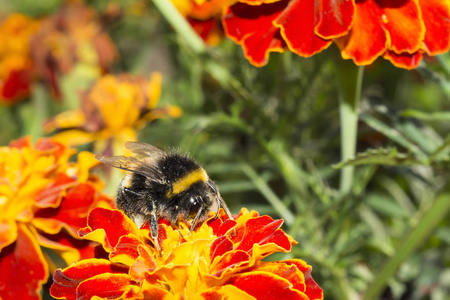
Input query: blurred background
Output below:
<box><xmin>0</xmin><ymin>0</ymin><xmax>449</xmax><ymax>299</ymax></box>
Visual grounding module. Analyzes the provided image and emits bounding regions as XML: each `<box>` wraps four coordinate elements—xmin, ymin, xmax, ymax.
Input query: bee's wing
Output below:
<box><xmin>96</xmin><ymin>155</ymin><xmax>166</xmax><ymax>184</ymax></box>
<box><xmin>124</xmin><ymin>141</ymin><xmax>165</xmax><ymax>157</ymax></box>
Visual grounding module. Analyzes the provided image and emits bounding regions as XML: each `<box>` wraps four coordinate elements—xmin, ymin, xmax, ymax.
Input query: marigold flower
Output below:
<box><xmin>29</xmin><ymin>1</ymin><xmax>118</xmax><ymax>98</ymax></box>
<box><xmin>0</xmin><ymin>13</ymin><xmax>39</xmax><ymax>105</ymax></box>
<box><xmin>51</xmin><ymin>207</ymin><xmax>323</xmax><ymax>299</ymax></box>
<box><xmin>223</xmin><ymin>0</ymin><xmax>450</xmax><ymax>69</ymax></box>
<box><xmin>173</xmin><ymin>0</ymin><xmax>236</xmax><ymax>45</ymax></box>
<box><xmin>44</xmin><ymin>73</ymin><xmax>182</xmax><ymax>156</ymax></box>
<box><xmin>0</xmin><ymin>137</ymin><xmax>113</xmax><ymax>299</ymax></box>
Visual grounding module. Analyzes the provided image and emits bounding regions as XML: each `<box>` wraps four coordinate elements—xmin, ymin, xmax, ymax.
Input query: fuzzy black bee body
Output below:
<box><xmin>96</xmin><ymin>142</ymin><xmax>232</xmax><ymax>250</ymax></box>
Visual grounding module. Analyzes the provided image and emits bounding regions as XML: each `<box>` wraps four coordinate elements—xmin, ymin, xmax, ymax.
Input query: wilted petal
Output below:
<box><xmin>0</xmin><ymin>224</ymin><xmax>48</xmax><ymax>300</ymax></box>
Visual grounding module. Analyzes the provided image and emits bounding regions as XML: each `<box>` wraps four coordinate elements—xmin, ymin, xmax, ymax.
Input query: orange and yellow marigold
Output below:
<box><xmin>51</xmin><ymin>207</ymin><xmax>323</xmax><ymax>299</ymax></box>
<box><xmin>44</xmin><ymin>73</ymin><xmax>182</xmax><ymax>156</ymax></box>
<box><xmin>0</xmin><ymin>137</ymin><xmax>112</xmax><ymax>300</ymax></box>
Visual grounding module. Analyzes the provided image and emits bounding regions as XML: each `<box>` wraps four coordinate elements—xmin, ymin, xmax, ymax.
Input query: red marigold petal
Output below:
<box><xmin>315</xmin><ymin>0</ymin><xmax>355</xmax><ymax>38</ymax></box>
<box><xmin>419</xmin><ymin>0</ymin><xmax>450</xmax><ymax>55</ymax></box>
<box><xmin>223</xmin><ymin>1</ymin><xmax>287</xmax><ymax>66</ymax></box>
<box><xmin>211</xmin><ymin>250</ymin><xmax>251</xmax><ymax>277</ymax></box>
<box><xmin>226</xmin><ymin>271</ymin><xmax>308</xmax><ymax>300</ymax></box>
<box><xmin>76</xmin><ymin>273</ymin><xmax>139</xmax><ymax>300</ymax></box>
<box><xmin>78</xmin><ymin>208</ymin><xmax>139</xmax><ymax>251</ymax></box>
<box><xmin>234</xmin><ymin>216</ymin><xmax>291</xmax><ymax>252</ymax></box>
<box><xmin>50</xmin><ymin>259</ymin><xmax>129</xmax><ymax>299</ymax></box>
<box><xmin>283</xmin><ymin>259</ymin><xmax>324</xmax><ymax>300</ymax></box>
<box><xmin>274</xmin><ymin>0</ymin><xmax>331</xmax><ymax>57</ymax></box>
<box><xmin>383</xmin><ymin>50</ymin><xmax>423</xmax><ymax>69</ymax></box>
<box><xmin>210</xmin><ymin>235</ymin><xmax>234</xmax><ymax>262</ymax></box>
<box><xmin>207</xmin><ymin>216</ymin><xmax>236</xmax><ymax>236</ymax></box>
<box><xmin>0</xmin><ymin>224</ymin><xmax>48</xmax><ymax>300</ymax></box>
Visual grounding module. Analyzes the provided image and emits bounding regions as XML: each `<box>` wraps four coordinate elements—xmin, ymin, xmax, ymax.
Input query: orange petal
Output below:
<box><xmin>0</xmin><ymin>219</ymin><xmax>17</xmax><ymax>252</ymax></box>
<box><xmin>50</xmin><ymin>259</ymin><xmax>129</xmax><ymax>299</ymax></box>
<box><xmin>418</xmin><ymin>0</ymin><xmax>450</xmax><ymax>55</ymax></box>
<box><xmin>226</xmin><ymin>271</ymin><xmax>309</xmax><ymax>300</ymax></box>
<box><xmin>0</xmin><ymin>224</ymin><xmax>48</xmax><ymax>300</ymax></box>
<box><xmin>34</xmin><ymin>173</ymin><xmax>77</xmax><ymax>209</ymax></box>
<box><xmin>130</xmin><ymin>244</ymin><xmax>158</xmax><ymax>281</ymax></box>
<box><xmin>141</xmin><ymin>281</ymin><xmax>175</xmax><ymax>299</ymax></box>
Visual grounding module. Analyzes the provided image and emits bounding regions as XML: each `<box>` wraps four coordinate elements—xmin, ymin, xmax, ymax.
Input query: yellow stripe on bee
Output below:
<box><xmin>167</xmin><ymin>168</ymin><xmax>208</xmax><ymax>197</ymax></box>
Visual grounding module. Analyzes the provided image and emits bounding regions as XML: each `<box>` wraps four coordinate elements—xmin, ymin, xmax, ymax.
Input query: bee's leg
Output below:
<box><xmin>217</xmin><ymin>195</ymin><xmax>233</xmax><ymax>220</ymax></box>
<box><xmin>190</xmin><ymin>206</ymin><xmax>203</xmax><ymax>233</ymax></box>
<box><xmin>123</xmin><ymin>187</ymin><xmax>142</xmax><ymax>197</ymax></box>
<box><xmin>148</xmin><ymin>196</ymin><xmax>160</xmax><ymax>251</ymax></box>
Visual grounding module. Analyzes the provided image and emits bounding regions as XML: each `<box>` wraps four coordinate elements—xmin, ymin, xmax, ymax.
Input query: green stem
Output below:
<box><xmin>333</xmin><ymin>56</ymin><xmax>364</xmax><ymax>195</ymax></box>
<box><xmin>240</xmin><ymin>163</ymin><xmax>295</xmax><ymax>226</ymax></box>
<box><xmin>363</xmin><ymin>187</ymin><xmax>450</xmax><ymax>300</ymax></box>
<box><xmin>152</xmin><ymin>0</ymin><xmax>206</xmax><ymax>54</ymax></box>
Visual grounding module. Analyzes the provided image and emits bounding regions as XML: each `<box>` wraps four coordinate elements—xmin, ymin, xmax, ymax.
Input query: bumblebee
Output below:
<box><xmin>96</xmin><ymin>141</ymin><xmax>233</xmax><ymax>250</ymax></box>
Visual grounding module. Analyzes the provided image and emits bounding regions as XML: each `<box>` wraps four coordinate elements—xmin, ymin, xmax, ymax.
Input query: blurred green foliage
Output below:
<box><xmin>1</xmin><ymin>1</ymin><xmax>450</xmax><ymax>299</ymax></box>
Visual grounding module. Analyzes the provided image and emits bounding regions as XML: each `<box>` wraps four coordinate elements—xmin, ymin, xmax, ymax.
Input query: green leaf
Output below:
<box><xmin>401</xmin><ymin>109</ymin><xmax>450</xmax><ymax>122</ymax></box>
<box><xmin>366</xmin><ymin>193</ymin><xmax>409</xmax><ymax>218</ymax></box>
<box><xmin>333</xmin><ymin>147</ymin><xmax>423</xmax><ymax>168</ymax></box>
<box><xmin>361</xmin><ymin>114</ymin><xmax>428</xmax><ymax>160</ymax></box>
